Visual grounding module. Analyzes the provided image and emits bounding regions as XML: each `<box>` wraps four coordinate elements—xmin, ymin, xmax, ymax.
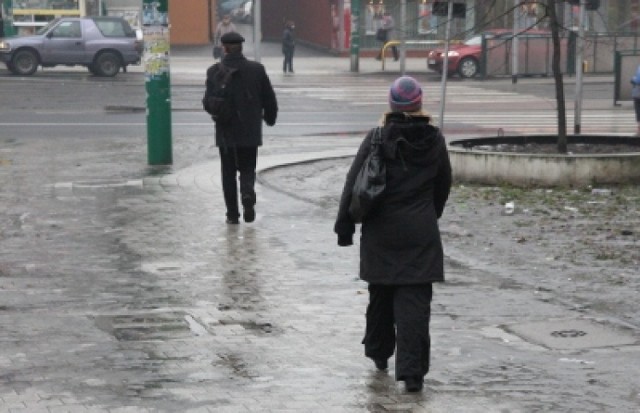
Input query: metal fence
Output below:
<box><xmin>481</xmin><ymin>32</ymin><xmax>640</xmax><ymax>78</ymax></box>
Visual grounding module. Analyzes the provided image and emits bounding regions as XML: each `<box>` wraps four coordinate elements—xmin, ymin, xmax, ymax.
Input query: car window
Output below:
<box><xmin>96</xmin><ymin>20</ymin><xmax>124</xmax><ymax>37</ymax></box>
<box><xmin>51</xmin><ymin>21</ymin><xmax>81</xmax><ymax>38</ymax></box>
<box><xmin>37</xmin><ymin>18</ymin><xmax>60</xmax><ymax>35</ymax></box>
<box><xmin>95</xmin><ymin>19</ymin><xmax>135</xmax><ymax>37</ymax></box>
<box><xmin>464</xmin><ymin>35</ymin><xmax>483</xmax><ymax>46</ymax></box>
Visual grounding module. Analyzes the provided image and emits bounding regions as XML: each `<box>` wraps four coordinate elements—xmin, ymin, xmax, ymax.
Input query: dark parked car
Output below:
<box><xmin>218</xmin><ymin>0</ymin><xmax>246</xmax><ymax>17</ymax></box>
<box><xmin>427</xmin><ymin>29</ymin><xmax>549</xmax><ymax>78</ymax></box>
<box><xmin>231</xmin><ymin>1</ymin><xmax>253</xmax><ymax>23</ymax></box>
<box><xmin>0</xmin><ymin>16</ymin><xmax>143</xmax><ymax>77</ymax></box>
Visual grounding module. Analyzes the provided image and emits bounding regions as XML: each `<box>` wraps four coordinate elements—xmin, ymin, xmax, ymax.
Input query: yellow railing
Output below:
<box><xmin>13</xmin><ymin>9</ymin><xmax>81</xmax><ymax>16</ymax></box>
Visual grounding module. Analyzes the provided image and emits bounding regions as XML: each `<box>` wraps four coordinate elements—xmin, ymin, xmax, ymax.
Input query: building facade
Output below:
<box><xmin>3</xmin><ymin>0</ymin><xmax>640</xmax><ymax>48</ymax></box>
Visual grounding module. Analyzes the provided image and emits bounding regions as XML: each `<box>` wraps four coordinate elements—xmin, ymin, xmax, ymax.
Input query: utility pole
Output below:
<box><xmin>144</xmin><ymin>0</ymin><xmax>172</xmax><ymax>165</ymax></box>
<box><xmin>253</xmin><ymin>0</ymin><xmax>262</xmax><ymax>62</ymax></box>
<box><xmin>400</xmin><ymin>0</ymin><xmax>406</xmax><ymax>75</ymax></box>
<box><xmin>437</xmin><ymin>1</ymin><xmax>454</xmax><ymax>130</ymax></box>
<box><xmin>512</xmin><ymin>0</ymin><xmax>519</xmax><ymax>84</ymax></box>
<box><xmin>350</xmin><ymin>0</ymin><xmax>360</xmax><ymax>72</ymax></box>
<box><xmin>574</xmin><ymin>0</ymin><xmax>586</xmax><ymax>134</ymax></box>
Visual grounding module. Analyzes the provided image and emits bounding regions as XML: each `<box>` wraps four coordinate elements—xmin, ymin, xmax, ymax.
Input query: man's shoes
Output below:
<box><xmin>372</xmin><ymin>357</ymin><xmax>388</xmax><ymax>371</ymax></box>
<box><xmin>226</xmin><ymin>217</ymin><xmax>239</xmax><ymax>225</ymax></box>
<box><xmin>243</xmin><ymin>206</ymin><xmax>255</xmax><ymax>223</ymax></box>
<box><xmin>404</xmin><ymin>376</ymin><xmax>423</xmax><ymax>392</ymax></box>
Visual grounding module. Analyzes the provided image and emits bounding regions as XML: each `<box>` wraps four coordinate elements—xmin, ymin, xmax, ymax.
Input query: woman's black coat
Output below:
<box><xmin>334</xmin><ymin>114</ymin><xmax>452</xmax><ymax>285</ymax></box>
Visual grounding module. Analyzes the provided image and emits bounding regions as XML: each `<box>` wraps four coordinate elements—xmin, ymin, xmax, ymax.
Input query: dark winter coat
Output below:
<box><xmin>206</xmin><ymin>51</ymin><xmax>278</xmax><ymax>147</ymax></box>
<box><xmin>282</xmin><ymin>27</ymin><xmax>295</xmax><ymax>53</ymax></box>
<box><xmin>334</xmin><ymin>113</ymin><xmax>452</xmax><ymax>285</ymax></box>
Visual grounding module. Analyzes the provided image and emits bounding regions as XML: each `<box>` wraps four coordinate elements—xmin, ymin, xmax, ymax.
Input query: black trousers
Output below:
<box><xmin>283</xmin><ymin>49</ymin><xmax>294</xmax><ymax>72</ymax></box>
<box><xmin>219</xmin><ymin>146</ymin><xmax>257</xmax><ymax>220</ymax></box>
<box><xmin>363</xmin><ymin>284</ymin><xmax>433</xmax><ymax>380</ymax></box>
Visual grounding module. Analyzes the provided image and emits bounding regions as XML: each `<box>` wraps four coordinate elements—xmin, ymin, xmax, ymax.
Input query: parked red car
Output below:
<box><xmin>427</xmin><ymin>29</ymin><xmax>549</xmax><ymax>78</ymax></box>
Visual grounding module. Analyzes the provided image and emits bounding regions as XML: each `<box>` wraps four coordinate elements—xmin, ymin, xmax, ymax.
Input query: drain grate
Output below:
<box><xmin>503</xmin><ymin>319</ymin><xmax>637</xmax><ymax>350</ymax></box>
<box><xmin>550</xmin><ymin>329</ymin><xmax>587</xmax><ymax>338</ymax></box>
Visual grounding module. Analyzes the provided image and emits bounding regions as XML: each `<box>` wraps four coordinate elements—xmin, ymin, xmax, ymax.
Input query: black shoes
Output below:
<box><xmin>226</xmin><ymin>217</ymin><xmax>239</xmax><ymax>225</ymax></box>
<box><xmin>243</xmin><ymin>206</ymin><xmax>255</xmax><ymax>223</ymax></box>
<box><xmin>372</xmin><ymin>357</ymin><xmax>388</xmax><ymax>371</ymax></box>
<box><xmin>404</xmin><ymin>376</ymin><xmax>423</xmax><ymax>392</ymax></box>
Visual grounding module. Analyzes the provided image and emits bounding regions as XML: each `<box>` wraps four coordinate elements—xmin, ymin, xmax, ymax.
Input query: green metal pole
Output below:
<box><xmin>349</xmin><ymin>0</ymin><xmax>360</xmax><ymax>72</ymax></box>
<box><xmin>3</xmin><ymin>0</ymin><xmax>17</xmax><ymax>37</ymax></box>
<box><xmin>144</xmin><ymin>0</ymin><xmax>172</xmax><ymax>165</ymax></box>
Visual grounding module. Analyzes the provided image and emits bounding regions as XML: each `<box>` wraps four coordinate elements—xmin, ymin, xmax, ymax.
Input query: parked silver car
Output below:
<box><xmin>0</xmin><ymin>16</ymin><xmax>143</xmax><ymax>77</ymax></box>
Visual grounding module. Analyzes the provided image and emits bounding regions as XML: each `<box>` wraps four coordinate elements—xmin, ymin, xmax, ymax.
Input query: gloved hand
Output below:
<box><xmin>338</xmin><ymin>234</ymin><xmax>353</xmax><ymax>247</ymax></box>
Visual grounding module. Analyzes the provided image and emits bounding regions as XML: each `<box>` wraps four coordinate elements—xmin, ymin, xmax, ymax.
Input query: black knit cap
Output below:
<box><xmin>221</xmin><ymin>32</ymin><xmax>245</xmax><ymax>44</ymax></box>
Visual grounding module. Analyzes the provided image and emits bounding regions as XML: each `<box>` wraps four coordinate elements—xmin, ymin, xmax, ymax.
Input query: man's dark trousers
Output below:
<box><xmin>219</xmin><ymin>146</ymin><xmax>257</xmax><ymax>221</ymax></box>
<box><xmin>363</xmin><ymin>284</ymin><xmax>433</xmax><ymax>380</ymax></box>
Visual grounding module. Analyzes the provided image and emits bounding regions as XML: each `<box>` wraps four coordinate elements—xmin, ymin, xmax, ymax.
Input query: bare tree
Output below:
<box><xmin>546</xmin><ymin>0</ymin><xmax>568</xmax><ymax>153</ymax></box>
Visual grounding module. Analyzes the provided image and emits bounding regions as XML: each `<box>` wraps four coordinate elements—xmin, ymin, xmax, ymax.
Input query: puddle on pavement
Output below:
<box><xmin>217</xmin><ymin>319</ymin><xmax>277</xmax><ymax>335</ymax></box>
<box><xmin>93</xmin><ymin>312</ymin><xmax>192</xmax><ymax>341</ymax></box>
<box><xmin>215</xmin><ymin>353</ymin><xmax>255</xmax><ymax>379</ymax></box>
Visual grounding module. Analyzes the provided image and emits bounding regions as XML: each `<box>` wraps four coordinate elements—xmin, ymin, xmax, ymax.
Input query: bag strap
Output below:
<box><xmin>215</xmin><ymin>63</ymin><xmax>238</xmax><ymax>88</ymax></box>
<box><xmin>371</xmin><ymin>126</ymin><xmax>383</xmax><ymax>146</ymax></box>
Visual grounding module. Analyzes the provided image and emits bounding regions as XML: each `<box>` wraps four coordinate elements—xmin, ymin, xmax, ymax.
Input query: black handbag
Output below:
<box><xmin>349</xmin><ymin>127</ymin><xmax>386</xmax><ymax>223</ymax></box>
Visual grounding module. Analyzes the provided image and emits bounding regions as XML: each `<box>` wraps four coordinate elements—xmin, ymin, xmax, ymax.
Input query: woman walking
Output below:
<box><xmin>334</xmin><ymin>76</ymin><xmax>452</xmax><ymax>392</ymax></box>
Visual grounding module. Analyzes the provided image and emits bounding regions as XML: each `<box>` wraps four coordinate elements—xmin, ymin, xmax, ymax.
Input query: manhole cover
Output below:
<box><xmin>550</xmin><ymin>329</ymin><xmax>587</xmax><ymax>338</ymax></box>
<box><xmin>503</xmin><ymin>319</ymin><xmax>637</xmax><ymax>350</ymax></box>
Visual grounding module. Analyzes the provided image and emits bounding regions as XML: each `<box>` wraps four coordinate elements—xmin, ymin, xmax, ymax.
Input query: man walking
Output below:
<box><xmin>282</xmin><ymin>20</ymin><xmax>295</xmax><ymax>74</ymax></box>
<box><xmin>205</xmin><ymin>32</ymin><xmax>278</xmax><ymax>224</ymax></box>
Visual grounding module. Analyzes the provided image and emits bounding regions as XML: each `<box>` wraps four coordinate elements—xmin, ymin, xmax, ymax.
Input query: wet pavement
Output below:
<box><xmin>1</xmin><ymin>32</ymin><xmax>640</xmax><ymax>413</ymax></box>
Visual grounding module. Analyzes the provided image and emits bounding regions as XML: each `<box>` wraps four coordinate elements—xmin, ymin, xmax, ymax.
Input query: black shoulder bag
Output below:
<box><xmin>348</xmin><ymin>127</ymin><xmax>386</xmax><ymax>223</ymax></box>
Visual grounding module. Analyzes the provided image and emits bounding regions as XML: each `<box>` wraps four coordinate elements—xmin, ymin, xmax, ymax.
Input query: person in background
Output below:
<box><xmin>377</xmin><ymin>11</ymin><xmax>398</xmax><ymax>61</ymax></box>
<box><xmin>207</xmin><ymin>32</ymin><xmax>278</xmax><ymax>224</ymax></box>
<box><xmin>334</xmin><ymin>76</ymin><xmax>452</xmax><ymax>392</ymax></box>
<box><xmin>331</xmin><ymin>4</ymin><xmax>340</xmax><ymax>50</ymax></box>
<box><xmin>282</xmin><ymin>20</ymin><xmax>295</xmax><ymax>74</ymax></box>
<box><xmin>213</xmin><ymin>14</ymin><xmax>237</xmax><ymax>59</ymax></box>
<box><xmin>631</xmin><ymin>64</ymin><xmax>640</xmax><ymax>136</ymax></box>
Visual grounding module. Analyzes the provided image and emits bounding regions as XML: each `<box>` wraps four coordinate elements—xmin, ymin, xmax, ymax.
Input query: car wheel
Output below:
<box><xmin>458</xmin><ymin>57</ymin><xmax>479</xmax><ymax>78</ymax></box>
<box><xmin>11</xmin><ymin>49</ymin><xmax>39</xmax><ymax>76</ymax></box>
<box><xmin>94</xmin><ymin>51</ymin><xmax>122</xmax><ymax>77</ymax></box>
<box><xmin>6</xmin><ymin>62</ymin><xmax>18</xmax><ymax>75</ymax></box>
<box><xmin>88</xmin><ymin>63</ymin><xmax>99</xmax><ymax>75</ymax></box>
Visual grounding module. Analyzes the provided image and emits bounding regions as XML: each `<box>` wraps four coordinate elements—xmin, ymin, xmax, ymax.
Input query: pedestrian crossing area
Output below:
<box><xmin>276</xmin><ymin>82</ymin><xmax>637</xmax><ymax>135</ymax></box>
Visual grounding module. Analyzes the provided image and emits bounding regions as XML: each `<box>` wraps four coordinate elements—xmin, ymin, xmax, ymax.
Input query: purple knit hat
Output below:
<box><xmin>389</xmin><ymin>76</ymin><xmax>423</xmax><ymax>112</ymax></box>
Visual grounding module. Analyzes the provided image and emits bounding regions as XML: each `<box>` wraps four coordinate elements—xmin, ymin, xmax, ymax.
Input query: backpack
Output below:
<box><xmin>202</xmin><ymin>63</ymin><xmax>238</xmax><ymax>125</ymax></box>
